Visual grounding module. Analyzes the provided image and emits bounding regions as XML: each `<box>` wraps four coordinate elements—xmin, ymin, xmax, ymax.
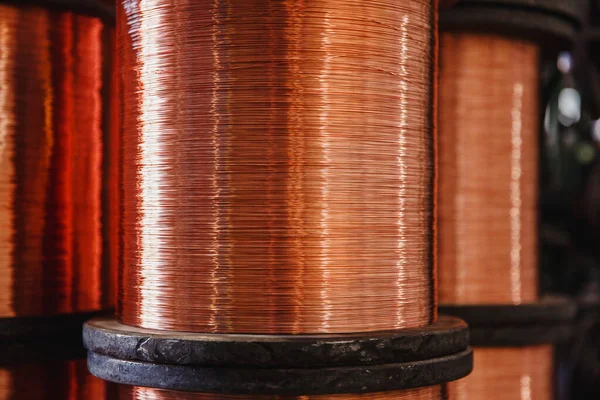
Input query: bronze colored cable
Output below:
<box><xmin>446</xmin><ymin>346</ymin><xmax>553</xmax><ymax>400</ymax></box>
<box><xmin>0</xmin><ymin>4</ymin><xmax>112</xmax><ymax>316</ymax></box>
<box><xmin>438</xmin><ymin>32</ymin><xmax>547</xmax><ymax>400</ymax></box>
<box><xmin>0</xmin><ymin>359</ymin><xmax>116</xmax><ymax>400</ymax></box>
<box><xmin>119</xmin><ymin>386</ymin><xmax>446</xmax><ymax>400</ymax></box>
<box><xmin>438</xmin><ymin>32</ymin><xmax>539</xmax><ymax>305</ymax></box>
<box><xmin>118</xmin><ymin>0</ymin><xmax>436</xmax><ymax>334</ymax></box>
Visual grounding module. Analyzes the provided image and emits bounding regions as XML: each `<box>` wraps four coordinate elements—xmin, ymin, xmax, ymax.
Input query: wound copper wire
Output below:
<box><xmin>119</xmin><ymin>386</ymin><xmax>446</xmax><ymax>400</ymax></box>
<box><xmin>438</xmin><ymin>32</ymin><xmax>547</xmax><ymax>400</ymax></box>
<box><xmin>446</xmin><ymin>346</ymin><xmax>553</xmax><ymax>400</ymax></box>
<box><xmin>0</xmin><ymin>359</ymin><xmax>116</xmax><ymax>400</ymax></box>
<box><xmin>0</xmin><ymin>3</ymin><xmax>112</xmax><ymax>316</ymax></box>
<box><xmin>104</xmin><ymin>16</ymin><xmax>120</xmax><ymax>309</ymax></box>
<box><xmin>118</xmin><ymin>0</ymin><xmax>436</xmax><ymax>335</ymax></box>
<box><xmin>438</xmin><ymin>32</ymin><xmax>539</xmax><ymax>305</ymax></box>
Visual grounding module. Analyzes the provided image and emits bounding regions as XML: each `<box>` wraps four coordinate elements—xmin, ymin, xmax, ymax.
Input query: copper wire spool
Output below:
<box><xmin>438</xmin><ymin>32</ymin><xmax>547</xmax><ymax>399</ymax></box>
<box><xmin>446</xmin><ymin>346</ymin><xmax>553</xmax><ymax>400</ymax></box>
<box><xmin>0</xmin><ymin>2</ymin><xmax>114</xmax><ymax>399</ymax></box>
<box><xmin>119</xmin><ymin>386</ymin><xmax>446</xmax><ymax>400</ymax></box>
<box><xmin>438</xmin><ymin>32</ymin><xmax>539</xmax><ymax>305</ymax></box>
<box><xmin>0</xmin><ymin>359</ymin><xmax>115</xmax><ymax>400</ymax></box>
<box><xmin>0</xmin><ymin>3</ymin><xmax>113</xmax><ymax>317</ymax></box>
<box><xmin>118</xmin><ymin>0</ymin><xmax>437</xmax><ymax>335</ymax></box>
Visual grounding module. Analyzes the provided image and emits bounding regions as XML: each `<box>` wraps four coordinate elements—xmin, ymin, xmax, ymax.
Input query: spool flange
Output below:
<box><xmin>85</xmin><ymin>316</ymin><xmax>473</xmax><ymax>394</ymax></box>
<box><xmin>440</xmin><ymin>0</ymin><xmax>584</xmax><ymax>49</ymax></box>
<box><xmin>0</xmin><ymin>310</ymin><xmax>113</xmax><ymax>365</ymax></box>
<box><xmin>440</xmin><ymin>296</ymin><xmax>577</xmax><ymax>346</ymax></box>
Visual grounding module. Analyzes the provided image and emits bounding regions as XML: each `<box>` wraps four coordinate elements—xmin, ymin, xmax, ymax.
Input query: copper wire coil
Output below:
<box><xmin>437</xmin><ymin>31</ymin><xmax>548</xmax><ymax>400</ymax></box>
<box><xmin>0</xmin><ymin>3</ymin><xmax>113</xmax><ymax>316</ymax></box>
<box><xmin>104</xmin><ymin>17</ymin><xmax>120</xmax><ymax>309</ymax></box>
<box><xmin>119</xmin><ymin>385</ymin><xmax>446</xmax><ymax>400</ymax></box>
<box><xmin>118</xmin><ymin>0</ymin><xmax>436</xmax><ymax>334</ymax></box>
<box><xmin>0</xmin><ymin>359</ymin><xmax>116</xmax><ymax>400</ymax></box>
<box><xmin>438</xmin><ymin>32</ymin><xmax>539</xmax><ymax>305</ymax></box>
<box><xmin>446</xmin><ymin>346</ymin><xmax>553</xmax><ymax>400</ymax></box>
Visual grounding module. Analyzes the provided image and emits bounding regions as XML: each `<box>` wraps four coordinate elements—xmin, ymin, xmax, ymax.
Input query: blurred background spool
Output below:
<box><xmin>438</xmin><ymin>33</ymin><xmax>539</xmax><ymax>307</ymax></box>
<box><xmin>0</xmin><ymin>1</ymin><xmax>115</xmax><ymax>398</ymax></box>
<box><xmin>104</xmin><ymin>0</ymin><xmax>456</xmax><ymax>398</ymax></box>
<box><xmin>0</xmin><ymin>3</ymin><xmax>112</xmax><ymax>318</ymax></box>
<box><xmin>437</xmin><ymin>24</ymin><xmax>550</xmax><ymax>400</ymax></box>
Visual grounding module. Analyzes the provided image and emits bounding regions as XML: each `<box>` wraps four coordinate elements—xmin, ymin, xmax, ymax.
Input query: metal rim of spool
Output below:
<box><xmin>1</xmin><ymin>338</ymin><xmax>87</xmax><ymax>366</ymax></box>
<box><xmin>84</xmin><ymin>316</ymin><xmax>473</xmax><ymax>393</ymax></box>
<box><xmin>87</xmin><ymin>348</ymin><xmax>473</xmax><ymax>395</ymax></box>
<box><xmin>0</xmin><ymin>310</ymin><xmax>114</xmax><ymax>340</ymax></box>
<box><xmin>452</xmin><ymin>0</ymin><xmax>583</xmax><ymax>24</ymax></box>
<box><xmin>83</xmin><ymin>315</ymin><xmax>469</xmax><ymax>368</ymax></box>
<box><xmin>0</xmin><ymin>310</ymin><xmax>113</xmax><ymax>365</ymax></box>
<box><xmin>0</xmin><ymin>0</ymin><xmax>115</xmax><ymax>23</ymax></box>
<box><xmin>440</xmin><ymin>296</ymin><xmax>577</xmax><ymax>346</ymax></box>
<box><xmin>440</xmin><ymin>0</ymin><xmax>584</xmax><ymax>50</ymax></box>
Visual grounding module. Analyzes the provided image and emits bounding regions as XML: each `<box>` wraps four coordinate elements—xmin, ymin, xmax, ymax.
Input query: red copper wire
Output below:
<box><xmin>0</xmin><ymin>360</ymin><xmax>116</xmax><ymax>400</ymax></box>
<box><xmin>438</xmin><ymin>32</ymin><xmax>539</xmax><ymax>305</ymax></box>
<box><xmin>119</xmin><ymin>386</ymin><xmax>446</xmax><ymax>400</ymax></box>
<box><xmin>0</xmin><ymin>4</ymin><xmax>113</xmax><ymax>316</ymax></box>
<box><xmin>118</xmin><ymin>0</ymin><xmax>437</xmax><ymax>335</ymax></box>
<box><xmin>438</xmin><ymin>32</ymin><xmax>547</xmax><ymax>400</ymax></box>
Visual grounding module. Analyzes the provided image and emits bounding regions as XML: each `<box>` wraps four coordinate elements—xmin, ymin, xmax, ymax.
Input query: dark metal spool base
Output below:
<box><xmin>88</xmin><ymin>349</ymin><xmax>473</xmax><ymax>395</ymax></box>
<box><xmin>85</xmin><ymin>316</ymin><xmax>473</xmax><ymax>394</ymax></box>
<box><xmin>0</xmin><ymin>310</ymin><xmax>113</xmax><ymax>365</ymax></box>
<box><xmin>440</xmin><ymin>0</ymin><xmax>584</xmax><ymax>49</ymax></box>
<box><xmin>453</xmin><ymin>0</ymin><xmax>583</xmax><ymax>24</ymax></box>
<box><xmin>440</xmin><ymin>296</ymin><xmax>576</xmax><ymax>346</ymax></box>
<box><xmin>0</xmin><ymin>0</ymin><xmax>115</xmax><ymax>23</ymax></box>
<box><xmin>84</xmin><ymin>316</ymin><xmax>468</xmax><ymax>368</ymax></box>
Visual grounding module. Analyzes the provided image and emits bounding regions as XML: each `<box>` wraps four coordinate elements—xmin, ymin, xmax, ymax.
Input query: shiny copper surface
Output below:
<box><xmin>120</xmin><ymin>385</ymin><xmax>446</xmax><ymax>400</ymax></box>
<box><xmin>447</xmin><ymin>346</ymin><xmax>553</xmax><ymax>400</ymax></box>
<box><xmin>438</xmin><ymin>32</ymin><xmax>539</xmax><ymax>304</ymax></box>
<box><xmin>0</xmin><ymin>359</ymin><xmax>115</xmax><ymax>400</ymax></box>
<box><xmin>0</xmin><ymin>4</ymin><xmax>113</xmax><ymax>316</ymax></box>
<box><xmin>118</xmin><ymin>0</ymin><xmax>436</xmax><ymax>334</ymax></box>
<box><xmin>104</xmin><ymin>22</ymin><xmax>120</xmax><ymax>309</ymax></box>
<box><xmin>437</xmin><ymin>32</ymin><xmax>547</xmax><ymax>400</ymax></box>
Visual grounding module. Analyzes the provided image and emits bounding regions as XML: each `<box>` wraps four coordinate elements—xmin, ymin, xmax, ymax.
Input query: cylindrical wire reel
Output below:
<box><xmin>0</xmin><ymin>0</ymin><xmax>116</xmax><ymax>398</ymax></box>
<box><xmin>437</xmin><ymin>0</ymin><xmax>582</xmax><ymax>398</ymax></box>
<box><xmin>85</xmin><ymin>0</ymin><xmax>472</xmax><ymax>398</ymax></box>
